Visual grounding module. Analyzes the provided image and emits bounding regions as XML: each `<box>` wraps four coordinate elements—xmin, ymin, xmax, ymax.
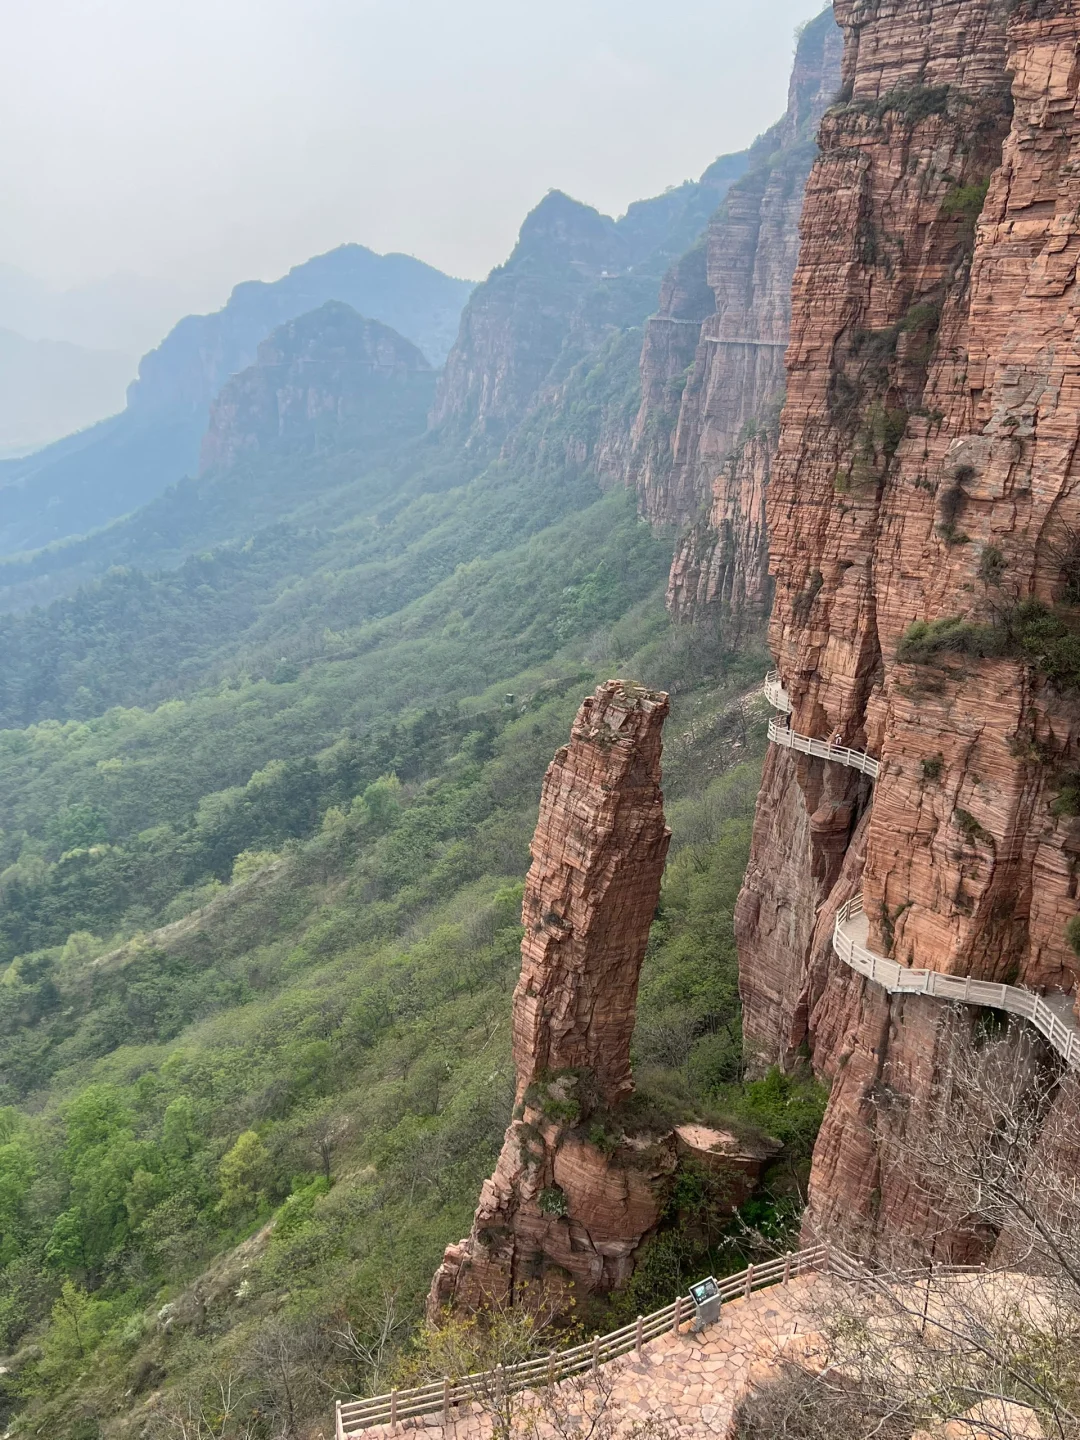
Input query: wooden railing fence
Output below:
<box><xmin>335</xmin><ymin>1245</ymin><xmax>828</xmax><ymax>1436</ymax></box>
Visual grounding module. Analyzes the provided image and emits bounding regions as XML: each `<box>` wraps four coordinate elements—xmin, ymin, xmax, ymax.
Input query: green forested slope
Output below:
<box><xmin>0</xmin><ymin>176</ymin><xmax>826</xmax><ymax>1440</ymax></box>
<box><xmin>0</xmin><ymin>492</ymin><xmax>666</xmax><ymax>973</ymax></box>
<box><xmin>0</xmin><ymin>512</ymin><xmax>812</xmax><ymax>1435</ymax></box>
<box><xmin>0</xmin><ymin>612</ymin><xmax>796</xmax><ymax>1440</ymax></box>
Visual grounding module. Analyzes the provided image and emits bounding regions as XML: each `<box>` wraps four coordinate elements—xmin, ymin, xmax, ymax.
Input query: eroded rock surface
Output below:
<box><xmin>738</xmin><ymin>0</ymin><xmax>1080</xmax><ymax>1250</ymax></box>
<box><xmin>200</xmin><ymin>301</ymin><xmax>432</xmax><ymax>473</ymax></box>
<box><xmin>428</xmin><ymin>681</ymin><xmax>673</xmax><ymax>1314</ymax></box>
<box><xmin>630</xmin><ymin>9</ymin><xmax>843</xmax><ymax>637</ymax></box>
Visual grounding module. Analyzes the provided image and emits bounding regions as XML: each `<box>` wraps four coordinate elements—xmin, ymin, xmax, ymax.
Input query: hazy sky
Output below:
<box><xmin>3</xmin><ymin>0</ymin><xmax>829</xmax><ymax>307</ymax></box>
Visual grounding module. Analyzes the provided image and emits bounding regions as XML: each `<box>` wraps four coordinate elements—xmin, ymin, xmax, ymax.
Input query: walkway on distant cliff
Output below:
<box><xmin>834</xmin><ymin>895</ymin><xmax>1080</xmax><ymax>1070</ymax></box>
<box><xmin>763</xmin><ymin>673</ymin><xmax>880</xmax><ymax>780</ymax></box>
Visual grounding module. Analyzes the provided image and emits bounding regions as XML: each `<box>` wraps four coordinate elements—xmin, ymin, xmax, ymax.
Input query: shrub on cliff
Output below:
<box><xmin>898</xmin><ymin>602</ymin><xmax>1080</xmax><ymax>690</ymax></box>
<box><xmin>849</xmin><ymin>84</ymin><xmax>952</xmax><ymax>125</ymax></box>
<box><xmin>1007</xmin><ymin>599</ymin><xmax>1080</xmax><ymax>689</ymax></box>
<box><xmin>896</xmin><ymin>615</ymin><xmax>1002</xmax><ymax>664</ymax></box>
<box><xmin>941</xmin><ymin>178</ymin><xmax>991</xmax><ymax>225</ymax></box>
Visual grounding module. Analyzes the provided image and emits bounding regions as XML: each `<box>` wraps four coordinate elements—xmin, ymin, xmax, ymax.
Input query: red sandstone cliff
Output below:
<box><xmin>429</xmin><ymin>165</ymin><xmax>749</xmax><ymax>453</ymax></box>
<box><xmin>428</xmin><ymin>681</ymin><xmax>673</xmax><ymax>1313</ymax></box>
<box><xmin>630</xmin><ymin>10</ymin><xmax>843</xmax><ymax>636</ymax></box>
<box><xmin>427</xmin><ymin>20</ymin><xmax>843</xmax><ymax>642</ymax></box>
<box><xmin>737</xmin><ymin>0</ymin><xmax>1080</xmax><ymax>1251</ymax></box>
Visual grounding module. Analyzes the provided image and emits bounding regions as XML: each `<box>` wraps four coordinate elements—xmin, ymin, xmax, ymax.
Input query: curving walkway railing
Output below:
<box><xmin>335</xmin><ymin>1246</ymin><xmax>829</xmax><ymax>1437</ymax></box>
<box><xmin>767</xmin><ymin>718</ymin><xmax>881</xmax><ymax>780</ymax></box>
<box><xmin>762</xmin><ymin>673</ymin><xmax>880</xmax><ymax>779</ymax></box>
<box><xmin>834</xmin><ymin>895</ymin><xmax>1080</xmax><ymax>1070</ymax></box>
<box><xmin>763</xmin><ymin>670</ymin><xmax>792</xmax><ymax>713</ymax></box>
<box><xmin>760</xmin><ymin>668</ymin><xmax>794</xmax><ymax>714</ymax></box>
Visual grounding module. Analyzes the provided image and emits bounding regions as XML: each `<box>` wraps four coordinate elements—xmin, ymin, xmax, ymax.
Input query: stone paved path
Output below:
<box><xmin>349</xmin><ymin>1276</ymin><xmax>823</xmax><ymax>1440</ymax></box>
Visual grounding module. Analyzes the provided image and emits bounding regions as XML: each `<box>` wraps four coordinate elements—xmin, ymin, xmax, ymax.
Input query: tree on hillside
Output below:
<box><xmin>217</xmin><ymin>1131</ymin><xmax>271</xmax><ymax>1217</ymax></box>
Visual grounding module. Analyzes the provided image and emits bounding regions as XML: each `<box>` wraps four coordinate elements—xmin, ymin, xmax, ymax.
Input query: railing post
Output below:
<box><xmin>744</xmin><ymin>1263</ymin><xmax>754</xmax><ymax>1299</ymax></box>
<box><xmin>442</xmin><ymin>1377</ymin><xmax>451</xmax><ymax>1425</ymax></box>
<box><xmin>635</xmin><ymin>1315</ymin><xmax>644</xmax><ymax>1360</ymax></box>
<box><xmin>336</xmin><ymin>1400</ymin><xmax>344</xmax><ymax>1440</ymax></box>
<box><xmin>591</xmin><ymin>1334</ymin><xmax>600</xmax><ymax>1371</ymax></box>
<box><xmin>783</xmin><ymin>1252</ymin><xmax>792</xmax><ymax>1287</ymax></box>
<box><xmin>390</xmin><ymin>1389</ymin><xmax>398</xmax><ymax>1429</ymax></box>
<box><xmin>672</xmin><ymin>1295</ymin><xmax>682</xmax><ymax>1333</ymax></box>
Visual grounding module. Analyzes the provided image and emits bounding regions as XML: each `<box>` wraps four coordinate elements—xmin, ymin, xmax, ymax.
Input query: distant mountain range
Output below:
<box><xmin>0</xmin><ymin>143</ymin><xmax>752</xmax><ymax>589</ymax></box>
<box><xmin>0</xmin><ymin>263</ymin><xmax>200</xmax><ymax>356</ymax></box>
<box><xmin>0</xmin><ymin>329</ymin><xmax>135</xmax><ymax>457</ymax></box>
<box><xmin>433</xmin><ymin>152</ymin><xmax>750</xmax><ymax>440</ymax></box>
<box><xmin>0</xmin><ymin>245</ymin><xmax>474</xmax><ymax>557</ymax></box>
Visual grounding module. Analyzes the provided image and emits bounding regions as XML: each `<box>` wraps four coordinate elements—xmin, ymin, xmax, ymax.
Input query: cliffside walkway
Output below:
<box><xmin>834</xmin><ymin>895</ymin><xmax>1080</xmax><ymax>1070</ymax></box>
<box><xmin>335</xmin><ymin>1248</ymin><xmax>1004</xmax><ymax>1440</ymax></box>
<box><xmin>763</xmin><ymin>673</ymin><xmax>880</xmax><ymax>780</ymax></box>
<box><xmin>336</xmin><ymin>1247</ymin><xmax>828</xmax><ymax>1437</ymax></box>
<box><xmin>763</xmin><ymin>670</ymin><xmax>792</xmax><ymax>713</ymax></box>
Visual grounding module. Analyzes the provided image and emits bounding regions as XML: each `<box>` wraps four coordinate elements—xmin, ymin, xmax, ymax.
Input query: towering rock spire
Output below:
<box><xmin>428</xmin><ymin>681</ymin><xmax>672</xmax><ymax>1314</ymax></box>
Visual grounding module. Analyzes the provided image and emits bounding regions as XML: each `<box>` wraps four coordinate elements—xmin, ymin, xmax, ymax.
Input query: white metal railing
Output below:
<box><xmin>762</xmin><ymin>672</ymin><xmax>879</xmax><ymax>779</ymax></box>
<box><xmin>767</xmin><ymin>718</ymin><xmax>881</xmax><ymax>780</ymax></box>
<box><xmin>763</xmin><ymin>670</ymin><xmax>792</xmax><ymax>713</ymax></box>
<box><xmin>834</xmin><ymin>895</ymin><xmax>1080</xmax><ymax>1070</ymax></box>
<box><xmin>335</xmin><ymin>1246</ymin><xmax>828</xmax><ymax>1436</ymax></box>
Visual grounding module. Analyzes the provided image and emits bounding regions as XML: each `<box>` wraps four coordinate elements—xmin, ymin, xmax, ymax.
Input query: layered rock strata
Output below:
<box><xmin>630</xmin><ymin>9</ymin><xmax>843</xmax><ymax>636</ymax></box>
<box><xmin>428</xmin><ymin>681</ymin><xmax>674</xmax><ymax>1313</ymax></box>
<box><xmin>737</xmin><ymin>0</ymin><xmax>1080</xmax><ymax>1250</ymax></box>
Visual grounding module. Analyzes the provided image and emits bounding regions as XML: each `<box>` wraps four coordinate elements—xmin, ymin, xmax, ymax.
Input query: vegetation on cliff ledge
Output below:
<box><xmin>898</xmin><ymin>600</ymin><xmax>1080</xmax><ymax>691</ymax></box>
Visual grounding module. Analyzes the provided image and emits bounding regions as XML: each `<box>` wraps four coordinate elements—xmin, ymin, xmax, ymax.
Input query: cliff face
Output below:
<box><xmin>429</xmin><ymin>681</ymin><xmax>673</xmax><ymax>1313</ymax></box>
<box><xmin>430</xmin><ymin>158</ymin><xmax>750</xmax><ymax>448</ymax></box>
<box><xmin>738</xmin><ymin>0</ymin><xmax>1080</xmax><ymax>1250</ymax></box>
<box><xmin>631</xmin><ymin>9</ymin><xmax>844</xmax><ymax>637</ymax></box>
<box><xmin>199</xmin><ymin>302</ymin><xmax>432</xmax><ymax>474</ymax></box>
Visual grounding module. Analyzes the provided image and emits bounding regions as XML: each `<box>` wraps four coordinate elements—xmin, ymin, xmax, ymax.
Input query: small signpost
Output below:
<box><xmin>689</xmin><ymin>1276</ymin><xmax>721</xmax><ymax>1331</ymax></box>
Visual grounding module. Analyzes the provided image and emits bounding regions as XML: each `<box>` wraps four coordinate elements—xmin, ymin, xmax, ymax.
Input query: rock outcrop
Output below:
<box><xmin>428</xmin><ymin>17</ymin><xmax>843</xmax><ymax>639</ymax></box>
<box><xmin>737</xmin><ymin>0</ymin><xmax>1080</xmax><ymax>1251</ymax></box>
<box><xmin>428</xmin><ymin>681</ymin><xmax>673</xmax><ymax>1314</ymax></box>
<box><xmin>199</xmin><ymin>302</ymin><xmax>433</xmax><ymax>473</ymax></box>
<box><xmin>630</xmin><ymin>8</ymin><xmax>843</xmax><ymax>637</ymax></box>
